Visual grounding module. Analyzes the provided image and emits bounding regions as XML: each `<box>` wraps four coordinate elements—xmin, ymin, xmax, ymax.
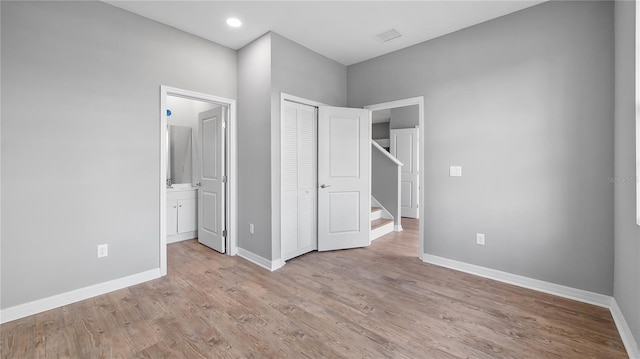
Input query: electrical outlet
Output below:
<box><xmin>249</xmin><ymin>223</ymin><xmax>254</xmax><ymax>234</ymax></box>
<box><xmin>97</xmin><ymin>244</ymin><xmax>108</xmax><ymax>258</ymax></box>
<box><xmin>476</xmin><ymin>233</ymin><xmax>485</xmax><ymax>246</ymax></box>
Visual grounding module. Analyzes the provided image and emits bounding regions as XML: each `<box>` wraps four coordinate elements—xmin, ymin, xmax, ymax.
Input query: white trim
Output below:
<box><xmin>167</xmin><ymin>231</ymin><xmax>197</xmax><ymax>244</ymax></box>
<box><xmin>394</xmin><ymin>224</ymin><xmax>404</xmax><ymax>231</ymax></box>
<box><xmin>365</xmin><ymin>96</ymin><xmax>425</xmax><ymax>260</ymax></box>
<box><xmin>160</xmin><ymin>86</ymin><xmax>238</xmax><ymax>276</ymax></box>
<box><xmin>160</xmin><ymin>89</ymin><xmax>168</xmax><ymax>275</ymax></box>
<box><xmin>422</xmin><ymin>254</ymin><xmax>611</xmax><ymax>307</ymax></box>
<box><xmin>281</xmin><ymin>93</ymin><xmax>326</xmax><ymax>108</ymax></box>
<box><xmin>372</xmin><ymin>140</ymin><xmax>403</xmax><ymax>166</ymax></box>
<box><xmin>228</xmin><ymin>99</ymin><xmax>239</xmax><ymax>256</ymax></box>
<box><xmin>636</xmin><ymin>0</ymin><xmax>640</xmax><ymax>225</ymax></box>
<box><xmin>237</xmin><ymin>248</ymin><xmax>285</xmax><ymax>271</ymax></box>
<box><xmin>611</xmin><ymin>299</ymin><xmax>640</xmax><ymax>359</ymax></box>
<box><xmin>0</xmin><ymin>269</ymin><xmax>161</xmax><ymax>324</ymax></box>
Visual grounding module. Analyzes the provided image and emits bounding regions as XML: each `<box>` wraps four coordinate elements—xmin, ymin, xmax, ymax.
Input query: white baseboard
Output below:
<box><xmin>237</xmin><ymin>247</ymin><xmax>284</xmax><ymax>271</ymax></box>
<box><xmin>422</xmin><ymin>254</ymin><xmax>611</xmax><ymax>307</ymax></box>
<box><xmin>167</xmin><ymin>231</ymin><xmax>197</xmax><ymax>244</ymax></box>
<box><xmin>394</xmin><ymin>224</ymin><xmax>403</xmax><ymax>231</ymax></box>
<box><xmin>0</xmin><ymin>268</ymin><xmax>162</xmax><ymax>324</ymax></box>
<box><xmin>611</xmin><ymin>299</ymin><xmax>640</xmax><ymax>359</ymax></box>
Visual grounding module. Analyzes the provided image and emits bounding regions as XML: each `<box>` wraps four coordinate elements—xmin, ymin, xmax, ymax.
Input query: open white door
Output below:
<box><xmin>391</xmin><ymin>128</ymin><xmax>419</xmax><ymax>218</ymax></box>
<box><xmin>198</xmin><ymin>106</ymin><xmax>226</xmax><ymax>253</ymax></box>
<box><xmin>318</xmin><ymin>106</ymin><xmax>371</xmax><ymax>251</ymax></box>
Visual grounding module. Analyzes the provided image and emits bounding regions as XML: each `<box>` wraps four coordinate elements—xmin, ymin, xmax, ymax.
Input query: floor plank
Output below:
<box><xmin>1</xmin><ymin>218</ymin><xmax>628</xmax><ymax>358</ymax></box>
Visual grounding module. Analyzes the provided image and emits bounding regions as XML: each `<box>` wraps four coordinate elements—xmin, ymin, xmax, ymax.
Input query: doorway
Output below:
<box><xmin>278</xmin><ymin>93</ymin><xmax>372</xmax><ymax>263</ymax></box>
<box><xmin>159</xmin><ymin>86</ymin><xmax>238</xmax><ymax>276</ymax></box>
<box><xmin>365</xmin><ymin>97</ymin><xmax>425</xmax><ymax>260</ymax></box>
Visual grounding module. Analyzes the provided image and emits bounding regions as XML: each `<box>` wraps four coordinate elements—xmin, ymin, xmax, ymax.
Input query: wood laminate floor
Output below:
<box><xmin>1</xmin><ymin>219</ymin><xmax>628</xmax><ymax>358</ymax></box>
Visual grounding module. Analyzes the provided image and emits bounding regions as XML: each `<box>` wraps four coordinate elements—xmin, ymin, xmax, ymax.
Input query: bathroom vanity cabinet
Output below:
<box><xmin>167</xmin><ymin>188</ymin><xmax>197</xmax><ymax>243</ymax></box>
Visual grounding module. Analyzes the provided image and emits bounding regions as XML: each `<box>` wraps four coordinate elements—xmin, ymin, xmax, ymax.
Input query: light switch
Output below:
<box><xmin>449</xmin><ymin>166</ymin><xmax>462</xmax><ymax>177</ymax></box>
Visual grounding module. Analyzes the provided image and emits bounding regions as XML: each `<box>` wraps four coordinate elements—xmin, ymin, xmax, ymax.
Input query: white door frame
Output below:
<box><xmin>160</xmin><ymin>86</ymin><xmax>238</xmax><ymax>276</ymax></box>
<box><xmin>365</xmin><ymin>97</ymin><xmax>424</xmax><ymax>260</ymax></box>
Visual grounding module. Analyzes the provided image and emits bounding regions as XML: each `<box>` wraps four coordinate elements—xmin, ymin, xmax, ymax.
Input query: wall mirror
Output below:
<box><xmin>167</xmin><ymin>125</ymin><xmax>193</xmax><ymax>186</ymax></box>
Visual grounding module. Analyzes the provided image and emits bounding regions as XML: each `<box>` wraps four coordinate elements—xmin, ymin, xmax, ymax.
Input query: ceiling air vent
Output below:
<box><xmin>375</xmin><ymin>28</ymin><xmax>402</xmax><ymax>43</ymax></box>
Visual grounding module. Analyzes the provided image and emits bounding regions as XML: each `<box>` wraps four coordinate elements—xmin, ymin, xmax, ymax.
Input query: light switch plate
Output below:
<box><xmin>449</xmin><ymin>166</ymin><xmax>462</xmax><ymax>177</ymax></box>
<box><xmin>476</xmin><ymin>233</ymin><xmax>485</xmax><ymax>245</ymax></box>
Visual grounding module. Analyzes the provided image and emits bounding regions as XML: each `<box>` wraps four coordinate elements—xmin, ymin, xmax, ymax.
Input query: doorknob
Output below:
<box><xmin>320</xmin><ymin>184</ymin><xmax>331</xmax><ymax>188</ymax></box>
<box><xmin>195</xmin><ymin>182</ymin><xmax>201</xmax><ymax>187</ymax></box>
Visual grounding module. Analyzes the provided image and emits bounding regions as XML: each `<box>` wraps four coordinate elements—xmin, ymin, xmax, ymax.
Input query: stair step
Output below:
<box><xmin>371</xmin><ymin>218</ymin><xmax>393</xmax><ymax>230</ymax></box>
<box><xmin>370</xmin><ymin>207</ymin><xmax>383</xmax><ymax>221</ymax></box>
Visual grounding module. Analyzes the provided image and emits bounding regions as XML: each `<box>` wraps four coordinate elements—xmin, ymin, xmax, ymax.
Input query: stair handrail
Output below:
<box><xmin>371</xmin><ymin>140</ymin><xmax>404</xmax><ymax>167</ymax></box>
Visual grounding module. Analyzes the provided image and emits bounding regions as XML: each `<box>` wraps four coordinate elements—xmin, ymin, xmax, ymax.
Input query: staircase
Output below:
<box><xmin>371</xmin><ymin>206</ymin><xmax>394</xmax><ymax>240</ymax></box>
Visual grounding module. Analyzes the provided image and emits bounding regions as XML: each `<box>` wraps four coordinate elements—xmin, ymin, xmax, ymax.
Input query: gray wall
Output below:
<box><xmin>237</xmin><ymin>34</ymin><xmax>273</xmax><ymax>259</ymax></box>
<box><xmin>372</xmin><ymin>122</ymin><xmax>390</xmax><ymax>140</ymax></box>
<box><xmin>1</xmin><ymin>1</ymin><xmax>237</xmax><ymax>308</ymax></box>
<box><xmin>390</xmin><ymin>105</ymin><xmax>419</xmax><ymax>129</ymax></box>
<box><xmin>372</xmin><ymin>145</ymin><xmax>401</xmax><ymax>227</ymax></box>
<box><xmin>348</xmin><ymin>1</ymin><xmax>614</xmax><ymax>295</ymax></box>
<box><xmin>236</xmin><ymin>32</ymin><xmax>346</xmax><ymax>261</ymax></box>
<box><xmin>270</xmin><ymin>32</ymin><xmax>347</xmax><ymax>260</ymax></box>
<box><xmin>614</xmin><ymin>0</ymin><xmax>640</xmax><ymax>348</ymax></box>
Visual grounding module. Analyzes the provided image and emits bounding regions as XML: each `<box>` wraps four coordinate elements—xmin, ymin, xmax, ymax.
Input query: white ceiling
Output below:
<box><xmin>104</xmin><ymin>1</ymin><xmax>545</xmax><ymax>66</ymax></box>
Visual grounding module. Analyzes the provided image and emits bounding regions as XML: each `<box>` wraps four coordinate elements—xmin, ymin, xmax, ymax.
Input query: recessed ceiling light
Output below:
<box><xmin>226</xmin><ymin>18</ymin><xmax>242</xmax><ymax>28</ymax></box>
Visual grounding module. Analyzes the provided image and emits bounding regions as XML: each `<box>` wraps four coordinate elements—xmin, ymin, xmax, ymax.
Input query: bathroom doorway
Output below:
<box><xmin>159</xmin><ymin>86</ymin><xmax>237</xmax><ymax>276</ymax></box>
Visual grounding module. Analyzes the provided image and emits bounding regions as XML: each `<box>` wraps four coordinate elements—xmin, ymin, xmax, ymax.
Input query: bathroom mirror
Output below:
<box><xmin>167</xmin><ymin>125</ymin><xmax>193</xmax><ymax>186</ymax></box>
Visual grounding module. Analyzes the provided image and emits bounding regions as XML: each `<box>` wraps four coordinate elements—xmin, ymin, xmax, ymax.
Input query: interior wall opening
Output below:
<box><xmin>366</xmin><ymin>97</ymin><xmax>425</xmax><ymax>260</ymax></box>
<box><xmin>160</xmin><ymin>86</ymin><xmax>238</xmax><ymax>276</ymax></box>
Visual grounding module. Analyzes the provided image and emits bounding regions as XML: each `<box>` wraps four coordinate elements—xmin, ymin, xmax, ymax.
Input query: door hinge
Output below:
<box><xmin>222</xmin><ymin>121</ymin><xmax>226</xmax><ymax>129</ymax></box>
<box><xmin>416</xmin><ymin>204</ymin><xmax>419</xmax><ymax>208</ymax></box>
<box><xmin>222</xmin><ymin>175</ymin><xmax>227</xmax><ymax>183</ymax></box>
<box><xmin>223</xmin><ymin>230</ymin><xmax>227</xmax><ymax>237</ymax></box>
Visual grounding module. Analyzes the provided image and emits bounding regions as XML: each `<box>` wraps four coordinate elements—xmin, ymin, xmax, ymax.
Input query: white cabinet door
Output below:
<box><xmin>167</xmin><ymin>200</ymin><xmax>178</xmax><ymax>236</ymax></box>
<box><xmin>391</xmin><ymin>128</ymin><xmax>419</xmax><ymax>219</ymax></box>
<box><xmin>177</xmin><ymin>198</ymin><xmax>197</xmax><ymax>233</ymax></box>
<box><xmin>317</xmin><ymin>106</ymin><xmax>371</xmax><ymax>251</ymax></box>
<box><xmin>198</xmin><ymin>106</ymin><xmax>226</xmax><ymax>253</ymax></box>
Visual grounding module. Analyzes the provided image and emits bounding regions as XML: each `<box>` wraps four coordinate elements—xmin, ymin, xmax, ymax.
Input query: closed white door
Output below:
<box><xmin>198</xmin><ymin>106</ymin><xmax>226</xmax><ymax>253</ymax></box>
<box><xmin>391</xmin><ymin>128</ymin><xmax>419</xmax><ymax>218</ymax></box>
<box><xmin>317</xmin><ymin>106</ymin><xmax>371</xmax><ymax>251</ymax></box>
<box><xmin>281</xmin><ymin>101</ymin><xmax>317</xmax><ymax>261</ymax></box>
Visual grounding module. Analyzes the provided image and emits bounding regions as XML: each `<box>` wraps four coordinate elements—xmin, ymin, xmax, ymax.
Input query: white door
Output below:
<box><xmin>318</xmin><ymin>106</ymin><xmax>371</xmax><ymax>251</ymax></box>
<box><xmin>281</xmin><ymin>101</ymin><xmax>317</xmax><ymax>261</ymax></box>
<box><xmin>198</xmin><ymin>106</ymin><xmax>226</xmax><ymax>253</ymax></box>
<box><xmin>391</xmin><ymin>128</ymin><xmax>419</xmax><ymax>218</ymax></box>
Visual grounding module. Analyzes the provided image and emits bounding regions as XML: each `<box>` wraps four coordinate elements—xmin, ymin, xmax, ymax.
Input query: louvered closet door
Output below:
<box><xmin>281</xmin><ymin>101</ymin><xmax>317</xmax><ymax>261</ymax></box>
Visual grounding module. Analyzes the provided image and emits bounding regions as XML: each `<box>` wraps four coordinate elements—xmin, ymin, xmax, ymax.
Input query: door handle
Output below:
<box><xmin>320</xmin><ymin>184</ymin><xmax>331</xmax><ymax>188</ymax></box>
<box><xmin>195</xmin><ymin>182</ymin><xmax>201</xmax><ymax>187</ymax></box>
